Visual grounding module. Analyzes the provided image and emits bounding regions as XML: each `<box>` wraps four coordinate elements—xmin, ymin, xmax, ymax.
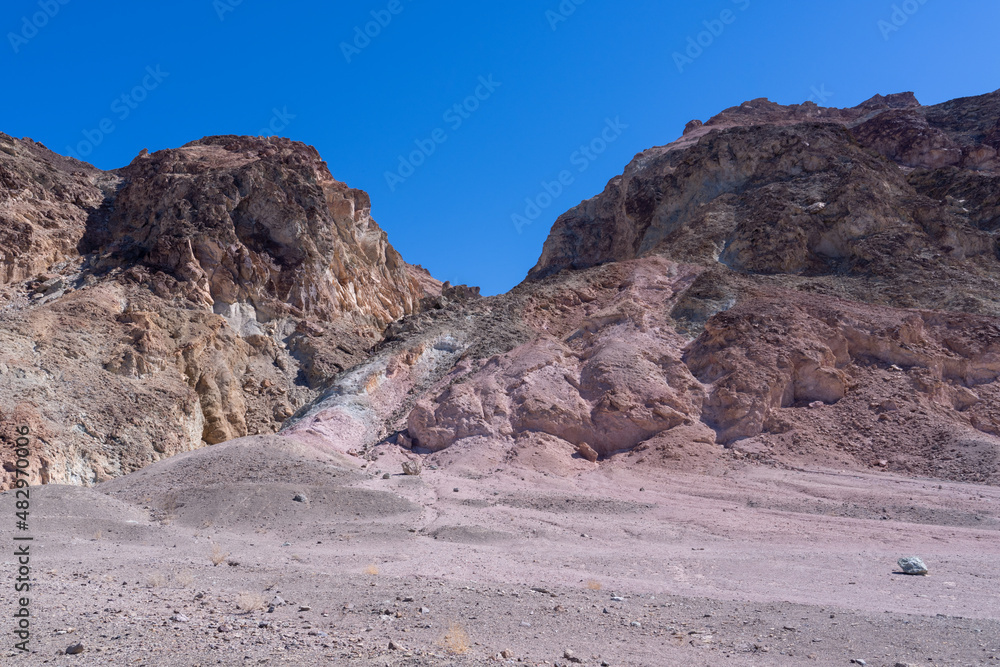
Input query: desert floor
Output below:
<box><xmin>2</xmin><ymin>435</ymin><xmax>999</xmax><ymax>666</ymax></box>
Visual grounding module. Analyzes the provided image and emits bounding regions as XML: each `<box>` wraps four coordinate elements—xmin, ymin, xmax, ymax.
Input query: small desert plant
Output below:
<box><xmin>92</xmin><ymin>530</ymin><xmax>102</xmax><ymax>541</ymax></box>
<box><xmin>364</xmin><ymin>563</ymin><xmax>379</xmax><ymax>576</ymax></box>
<box><xmin>147</xmin><ymin>572</ymin><xmax>168</xmax><ymax>588</ymax></box>
<box><xmin>210</xmin><ymin>544</ymin><xmax>229</xmax><ymax>566</ymax></box>
<box><xmin>441</xmin><ymin>622</ymin><xmax>471</xmax><ymax>655</ymax></box>
<box><xmin>236</xmin><ymin>591</ymin><xmax>266</xmax><ymax>612</ymax></box>
<box><xmin>175</xmin><ymin>570</ymin><xmax>195</xmax><ymax>588</ymax></box>
<box><xmin>586</xmin><ymin>580</ymin><xmax>603</xmax><ymax>591</ymax></box>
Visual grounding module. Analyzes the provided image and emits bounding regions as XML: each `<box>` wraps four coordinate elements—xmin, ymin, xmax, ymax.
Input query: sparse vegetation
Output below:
<box><xmin>210</xmin><ymin>544</ymin><xmax>229</xmax><ymax>566</ymax></box>
<box><xmin>586</xmin><ymin>579</ymin><xmax>603</xmax><ymax>591</ymax></box>
<box><xmin>147</xmin><ymin>572</ymin><xmax>168</xmax><ymax>588</ymax></box>
<box><xmin>441</xmin><ymin>622</ymin><xmax>471</xmax><ymax>655</ymax></box>
<box><xmin>175</xmin><ymin>570</ymin><xmax>195</xmax><ymax>588</ymax></box>
<box><xmin>236</xmin><ymin>591</ymin><xmax>266</xmax><ymax>612</ymax></box>
<box><xmin>364</xmin><ymin>563</ymin><xmax>379</xmax><ymax>576</ymax></box>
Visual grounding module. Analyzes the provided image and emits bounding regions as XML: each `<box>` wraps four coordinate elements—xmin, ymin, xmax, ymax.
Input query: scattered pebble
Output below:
<box><xmin>292</xmin><ymin>493</ymin><xmax>307</xmax><ymax>503</ymax></box>
<box><xmin>65</xmin><ymin>643</ymin><xmax>84</xmax><ymax>655</ymax></box>
<box><xmin>170</xmin><ymin>614</ymin><xmax>189</xmax><ymax>623</ymax></box>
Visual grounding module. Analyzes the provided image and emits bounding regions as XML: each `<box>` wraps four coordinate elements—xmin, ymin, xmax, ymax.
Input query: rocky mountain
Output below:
<box><xmin>0</xmin><ymin>135</ymin><xmax>425</xmax><ymax>486</ymax></box>
<box><xmin>3</xmin><ymin>88</ymin><xmax>1000</xmax><ymax>490</ymax></box>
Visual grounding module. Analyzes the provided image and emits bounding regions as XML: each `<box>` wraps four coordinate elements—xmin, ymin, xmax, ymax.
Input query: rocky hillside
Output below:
<box><xmin>3</xmin><ymin>88</ymin><xmax>1000</xmax><ymax>489</ymax></box>
<box><xmin>0</xmin><ymin>135</ymin><xmax>425</xmax><ymax>487</ymax></box>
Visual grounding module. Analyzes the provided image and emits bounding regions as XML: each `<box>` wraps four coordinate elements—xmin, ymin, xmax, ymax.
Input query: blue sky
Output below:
<box><xmin>3</xmin><ymin>0</ymin><xmax>998</xmax><ymax>294</ymax></box>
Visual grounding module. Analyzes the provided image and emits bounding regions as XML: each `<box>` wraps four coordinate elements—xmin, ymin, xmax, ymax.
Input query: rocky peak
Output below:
<box><xmin>526</xmin><ymin>88</ymin><xmax>1000</xmax><ymax>320</ymax></box>
<box><xmin>85</xmin><ymin>135</ymin><xmax>419</xmax><ymax>326</ymax></box>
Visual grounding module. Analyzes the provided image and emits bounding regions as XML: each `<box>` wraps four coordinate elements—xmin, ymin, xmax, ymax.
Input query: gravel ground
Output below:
<box><xmin>2</xmin><ymin>435</ymin><xmax>998</xmax><ymax>666</ymax></box>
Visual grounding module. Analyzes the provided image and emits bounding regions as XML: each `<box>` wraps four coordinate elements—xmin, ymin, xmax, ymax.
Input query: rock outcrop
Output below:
<box><xmin>1</xmin><ymin>136</ymin><xmax>421</xmax><ymax>488</ymax></box>
<box><xmin>4</xmin><ymin>88</ymin><xmax>1000</xmax><ymax>489</ymax></box>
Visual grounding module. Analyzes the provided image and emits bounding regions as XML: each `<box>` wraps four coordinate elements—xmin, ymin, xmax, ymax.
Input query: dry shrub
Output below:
<box><xmin>147</xmin><ymin>572</ymin><xmax>168</xmax><ymax>588</ymax></box>
<box><xmin>210</xmin><ymin>544</ymin><xmax>229</xmax><ymax>566</ymax></box>
<box><xmin>236</xmin><ymin>592</ymin><xmax>266</xmax><ymax>612</ymax></box>
<box><xmin>586</xmin><ymin>580</ymin><xmax>602</xmax><ymax>591</ymax></box>
<box><xmin>441</xmin><ymin>622</ymin><xmax>471</xmax><ymax>655</ymax></box>
<box><xmin>175</xmin><ymin>570</ymin><xmax>195</xmax><ymax>588</ymax></box>
<box><xmin>364</xmin><ymin>563</ymin><xmax>379</xmax><ymax>576</ymax></box>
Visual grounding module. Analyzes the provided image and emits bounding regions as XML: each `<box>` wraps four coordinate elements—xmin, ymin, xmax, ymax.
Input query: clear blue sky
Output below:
<box><xmin>3</xmin><ymin>0</ymin><xmax>998</xmax><ymax>294</ymax></box>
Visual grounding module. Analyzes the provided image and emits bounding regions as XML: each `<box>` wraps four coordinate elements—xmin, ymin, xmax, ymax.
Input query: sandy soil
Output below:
<box><xmin>2</xmin><ymin>435</ymin><xmax>998</xmax><ymax>666</ymax></box>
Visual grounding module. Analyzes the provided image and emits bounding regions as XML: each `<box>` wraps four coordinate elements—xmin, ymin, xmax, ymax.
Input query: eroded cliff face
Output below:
<box><xmin>527</xmin><ymin>90</ymin><xmax>1000</xmax><ymax>317</ymax></box>
<box><xmin>4</xmin><ymin>89</ymin><xmax>1000</xmax><ymax>490</ymax></box>
<box><xmin>371</xmin><ymin>89</ymin><xmax>1000</xmax><ymax>484</ymax></box>
<box><xmin>1</xmin><ymin>136</ymin><xmax>422</xmax><ymax>488</ymax></box>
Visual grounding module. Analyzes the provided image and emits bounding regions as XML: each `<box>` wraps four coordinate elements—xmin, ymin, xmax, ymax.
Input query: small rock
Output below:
<box><xmin>401</xmin><ymin>461</ymin><xmax>421</xmax><ymax>476</ymax></box>
<box><xmin>65</xmin><ymin>643</ymin><xmax>84</xmax><ymax>655</ymax></box>
<box><xmin>217</xmin><ymin>623</ymin><xmax>232</xmax><ymax>633</ymax></box>
<box><xmin>683</xmin><ymin>119</ymin><xmax>703</xmax><ymax>135</ymax></box>
<box><xmin>564</xmin><ymin>648</ymin><xmax>582</xmax><ymax>663</ymax></box>
<box><xmin>298</xmin><ymin>605</ymin><xmax>311</xmax><ymax>612</ymax></box>
<box><xmin>576</xmin><ymin>442</ymin><xmax>599</xmax><ymax>463</ymax></box>
<box><xmin>453</xmin><ymin>487</ymin><xmax>459</xmax><ymax>493</ymax></box>
<box><xmin>170</xmin><ymin>614</ymin><xmax>189</xmax><ymax>623</ymax></box>
<box><xmin>280</xmin><ymin>542</ymin><xmax>291</xmax><ymax>547</ymax></box>
<box><xmin>630</xmin><ymin>621</ymin><xmax>642</xmax><ymax>628</ymax></box>
<box><xmin>805</xmin><ymin>202</ymin><xmax>827</xmax><ymax>213</ymax></box>
<box><xmin>520</xmin><ymin>621</ymin><xmax>531</xmax><ymax>627</ymax></box>
<box><xmin>292</xmin><ymin>493</ymin><xmax>307</xmax><ymax>503</ymax></box>
<box><xmin>258</xmin><ymin>621</ymin><xmax>270</xmax><ymax>628</ymax></box>
<box><xmin>898</xmin><ymin>556</ymin><xmax>929</xmax><ymax>575</ymax></box>
<box><xmin>271</xmin><ymin>595</ymin><xmax>286</xmax><ymax>607</ymax></box>
<box><xmin>388</xmin><ymin>640</ymin><xmax>401</xmax><ymax>650</ymax></box>
<box><xmin>501</xmin><ymin>649</ymin><xmax>514</xmax><ymax>659</ymax></box>
<box><xmin>611</xmin><ymin>596</ymin><xmax>624</xmax><ymax>602</ymax></box>
<box><xmin>420</xmin><ymin>607</ymin><xmax>430</xmax><ymax>614</ymax></box>
<box><xmin>851</xmin><ymin>660</ymin><xmax>867</xmax><ymax>666</ymax></box>
<box><xmin>382</xmin><ymin>473</ymin><xmax>391</xmax><ymax>479</ymax></box>
<box><xmin>808</xmin><ymin>400</ymin><xmax>824</xmax><ymax>409</ymax></box>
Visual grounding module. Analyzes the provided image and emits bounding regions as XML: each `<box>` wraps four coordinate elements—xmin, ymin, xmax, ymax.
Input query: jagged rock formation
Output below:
<box><xmin>386</xmin><ymin>89</ymin><xmax>1000</xmax><ymax>484</ymax></box>
<box><xmin>3</xmin><ymin>88</ymin><xmax>1000</xmax><ymax>489</ymax></box>
<box><xmin>1</xmin><ymin>136</ymin><xmax>422</xmax><ymax>487</ymax></box>
<box><xmin>528</xmin><ymin>91</ymin><xmax>1000</xmax><ymax>319</ymax></box>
